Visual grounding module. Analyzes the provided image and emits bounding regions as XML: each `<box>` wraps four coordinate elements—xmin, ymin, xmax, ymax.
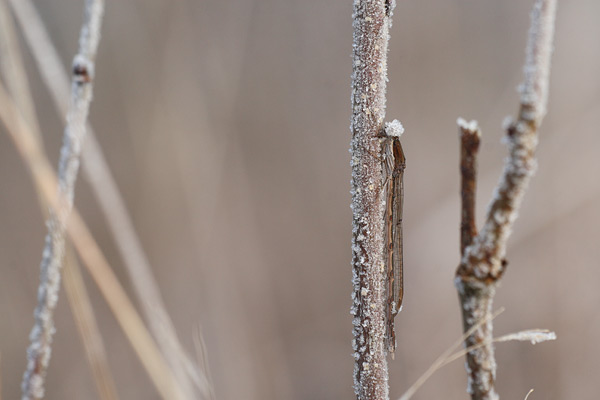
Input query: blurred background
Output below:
<box><xmin>0</xmin><ymin>0</ymin><xmax>598</xmax><ymax>399</ymax></box>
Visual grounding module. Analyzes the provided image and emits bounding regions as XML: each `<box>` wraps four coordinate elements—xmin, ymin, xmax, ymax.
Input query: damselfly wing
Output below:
<box><xmin>382</xmin><ymin>134</ymin><xmax>405</xmax><ymax>356</ymax></box>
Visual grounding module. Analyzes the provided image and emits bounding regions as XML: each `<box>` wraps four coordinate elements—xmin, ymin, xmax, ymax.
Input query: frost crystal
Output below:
<box><xmin>457</xmin><ymin>117</ymin><xmax>480</xmax><ymax>134</ymax></box>
<box><xmin>496</xmin><ymin>329</ymin><xmax>557</xmax><ymax>345</ymax></box>
<box><xmin>384</xmin><ymin>119</ymin><xmax>404</xmax><ymax>138</ymax></box>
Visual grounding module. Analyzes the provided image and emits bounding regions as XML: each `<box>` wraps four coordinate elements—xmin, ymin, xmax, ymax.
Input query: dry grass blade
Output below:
<box><xmin>441</xmin><ymin>329</ymin><xmax>556</xmax><ymax>367</ymax></box>
<box><xmin>524</xmin><ymin>389</ymin><xmax>534</xmax><ymax>400</ymax></box>
<box><xmin>7</xmin><ymin>1</ymin><xmax>209</xmax><ymax>396</ymax></box>
<box><xmin>0</xmin><ymin>82</ymin><xmax>186</xmax><ymax>400</ymax></box>
<box><xmin>398</xmin><ymin>308</ymin><xmax>505</xmax><ymax>400</ymax></box>
<box><xmin>399</xmin><ymin>311</ymin><xmax>555</xmax><ymax>400</ymax></box>
<box><xmin>63</xmin><ymin>246</ymin><xmax>119</xmax><ymax>400</ymax></box>
<box><xmin>0</xmin><ymin>0</ymin><xmax>40</xmax><ymax>139</ymax></box>
<box><xmin>193</xmin><ymin>325</ymin><xmax>216</xmax><ymax>400</ymax></box>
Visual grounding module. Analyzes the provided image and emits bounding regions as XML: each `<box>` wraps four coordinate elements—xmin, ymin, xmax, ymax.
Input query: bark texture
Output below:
<box><xmin>350</xmin><ymin>0</ymin><xmax>396</xmax><ymax>398</ymax></box>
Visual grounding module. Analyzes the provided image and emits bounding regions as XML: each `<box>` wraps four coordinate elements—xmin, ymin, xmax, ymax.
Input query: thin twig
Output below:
<box><xmin>193</xmin><ymin>325</ymin><xmax>216</xmax><ymax>400</ymax></box>
<box><xmin>0</xmin><ymin>81</ymin><xmax>186</xmax><ymax>400</ymax></box>
<box><xmin>398</xmin><ymin>308</ymin><xmax>505</xmax><ymax>400</ymax></box>
<box><xmin>441</xmin><ymin>329</ymin><xmax>556</xmax><ymax>367</ymax></box>
<box><xmin>0</xmin><ymin>3</ymin><xmax>119</xmax><ymax>398</ymax></box>
<box><xmin>63</xmin><ymin>246</ymin><xmax>119</xmax><ymax>400</ymax></box>
<box><xmin>399</xmin><ymin>317</ymin><xmax>555</xmax><ymax>400</ymax></box>
<box><xmin>7</xmin><ymin>1</ymin><xmax>209</xmax><ymax>396</ymax></box>
<box><xmin>350</xmin><ymin>1</ymin><xmax>398</xmax><ymax>398</ymax></box>
<box><xmin>458</xmin><ymin>118</ymin><xmax>481</xmax><ymax>254</ymax></box>
<box><xmin>20</xmin><ymin>1</ymin><xmax>105</xmax><ymax>398</ymax></box>
<box><xmin>455</xmin><ymin>1</ymin><xmax>557</xmax><ymax>399</ymax></box>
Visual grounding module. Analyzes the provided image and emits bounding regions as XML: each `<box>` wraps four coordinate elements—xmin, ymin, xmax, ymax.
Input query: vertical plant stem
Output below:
<box><xmin>350</xmin><ymin>1</ymin><xmax>396</xmax><ymax>399</ymax></box>
<box><xmin>455</xmin><ymin>1</ymin><xmax>557</xmax><ymax>399</ymax></box>
<box><xmin>20</xmin><ymin>1</ymin><xmax>105</xmax><ymax>398</ymax></box>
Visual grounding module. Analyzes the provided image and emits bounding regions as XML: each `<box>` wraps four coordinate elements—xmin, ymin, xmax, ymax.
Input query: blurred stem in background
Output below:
<box><xmin>14</xmin><ymin>0</ymin><xmax>106</xmax><ymax>397</ymax></box>
<box><xmin>0</xmin><ymin>77</ymin><xmax>186</xmax><ymax>400</ymax></box>
<box><xmin>63</xmin><ymin>246</ymin><xmax>119</xmax><ymax>400</ymax></box>
<box><xmin>6</xmin><ymin>0</ymin><xmax>211</xmax><ymax>397</ymax></box>
<box><xmin>0</xmin><ymin>0</ymin><xmax>117</xmax><ymax>398</ymax></box>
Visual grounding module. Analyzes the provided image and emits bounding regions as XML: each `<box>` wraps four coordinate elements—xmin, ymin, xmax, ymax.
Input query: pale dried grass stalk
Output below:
<box><xmin>193</xmin><ymin>325</ymin><xmax>216</xmax><ymax>400</ymax></box>
<box><xmin>455</xmin><ymin>1</ymin><xmax>557</xmax><ymax>399</ymax></box>
<box><xmin>0</xmin><ymin>0</ymin><xmax>40</xmax><ymax>139</ymax></box>
<box><xmin>399</xmin><ymin>309</ymin><xmax>555</xmax><ymax>400</ymax></box>
<box><xmin>398</xmin><ymin>309</ymin><xmax>505</xmax><ymax>400</ymax></box>
<box><xmin>8</xmin><ymin>0</ymin><xmax>208</xmax><ymax>396</ymax></box>
<box><xmin>63</xmin><ymin>247</ymin><xmax>119</xmax><ymax>400</ymax></box>
<box><xmin>441</xmin><ymin>329</ymin><xmax>556</xmax><ymax>367</ymax></box>
<box><xmin>0</xmin><ymin>82</ymin><xmax>186</xmax><ymax>400</ymax></box>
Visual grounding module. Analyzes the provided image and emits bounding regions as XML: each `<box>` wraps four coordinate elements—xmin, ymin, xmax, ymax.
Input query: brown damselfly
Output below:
<box><xmin>381</xmin><ymin>121</ymin><xmax>405</xmax><ymax>357</ymax></box>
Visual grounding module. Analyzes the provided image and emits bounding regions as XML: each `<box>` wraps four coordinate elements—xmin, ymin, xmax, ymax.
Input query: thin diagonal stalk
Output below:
<box><xmin>350</xmin><ymin>0</ymin><xmax>398</xmax><ymax>399</ymax></box>
<box><xmin>0</xmin><ymin>81</ymin><xmax>186</xmax><ymax>400</ymax></box>
<box><xmin>0</xmin><ymin>0</ymin><xmax>40</xmax><ymax>139</ymax></box>
<box><xmin>399</xmin><ymin>309</ymin><xmax>505</xmax><ymax>400</ymax></box>
<box><xmin>20</xmin><ymin>1</ymin><xmax>105</xmax><ymax>398</ymax></box>
<box><xmin>63</xmin><ymin>246</ymin><xmax>119</xmax><ymax>400</ymax></box>
<box><xmin>7</xmin><ymin>1</ymin><xmax>208</xmax><ymax>396</ymax></box>
<box><xmin>455</xmin><ymin>1</ymin><xmax>557</xmax><ymax>399</ymax></box>
<box><xmin>0</xmin><ymin>3</ymin><xmax>119</xmax><ymax>398</ymax></box>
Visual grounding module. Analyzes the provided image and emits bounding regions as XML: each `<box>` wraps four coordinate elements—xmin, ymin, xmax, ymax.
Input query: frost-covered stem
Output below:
<box><xmin>350</xmin><ymin>0</ymin><xmax>396</xmax><ymax>399</ymax></box>
<box><xmin>455</xmin><ymin>1</ymin><xmax>556</xmax><ymax>399</ymax></box>
<box><xmin>21</xmin><ymin>1</ymin><xmax>104</xmax><ymax>398</ymax></box>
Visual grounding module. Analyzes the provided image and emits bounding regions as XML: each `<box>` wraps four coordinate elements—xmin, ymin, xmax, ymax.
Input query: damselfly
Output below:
<box><xmin>381</xmin><ymin>122</ymin><xmax>405</xmax><ymax>357</ymax></box>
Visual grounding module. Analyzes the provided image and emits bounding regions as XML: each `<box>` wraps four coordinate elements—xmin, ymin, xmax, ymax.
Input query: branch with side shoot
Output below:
<box><xmin>455</xmin><ymin>1</ymin><xmax>557</xmax><ymax>399</ymax></box>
